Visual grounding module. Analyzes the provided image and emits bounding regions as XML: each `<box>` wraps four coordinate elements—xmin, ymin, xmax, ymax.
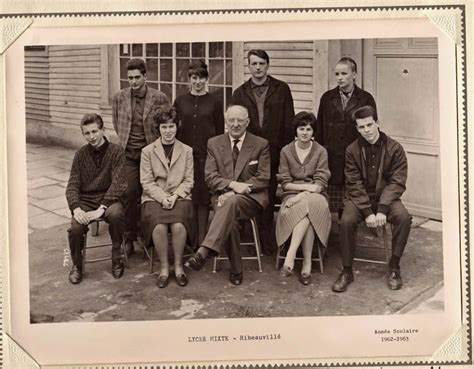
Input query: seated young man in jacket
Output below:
<box><xmin>333</xmin><ymin>105</ymin><xmax>412</xmax><ymax>293</ymax></box>
<box><xmin>66</xmin><ymin>113</ymin><xmax>127</xmax><ymax>284</ymax></box>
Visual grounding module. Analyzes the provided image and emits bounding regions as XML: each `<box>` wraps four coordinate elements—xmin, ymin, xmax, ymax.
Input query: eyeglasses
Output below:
<box><xmin>226</xmin><ymin>118</ymin><xmax>248</xmax><ymax>124</ymax></box>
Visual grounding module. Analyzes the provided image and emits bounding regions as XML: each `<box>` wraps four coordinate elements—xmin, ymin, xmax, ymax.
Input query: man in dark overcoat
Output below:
<box><xmin>232</xmin><ymin>49</ymin><xmax>295</xmax><ymax>255</ymax></box>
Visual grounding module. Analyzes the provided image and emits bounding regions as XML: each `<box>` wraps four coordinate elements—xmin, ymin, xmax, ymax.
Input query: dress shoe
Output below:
<box><xmin>298</xmin><ymin>272</ymin><xmax>312</xmax><ymax>286</ymax></box>
<box><xmin>175</xmin><ymin>273</ymin><xmax>188</xmax><ymax>287</ymax></box>
<box><xmin>157</xmin><ymin>274</ymin><xmax>169</xmax><ymax>288</ymax></box>
<box><xmin>111</xmin><ymin>260</ymin><xmax>125</xmax><ymax>279</ymax></box>
<box><xmin>229</xmin><ymin>272</ymin><xmax>243</xmax><ymax>285</ymax></box>
<box><xmin>280</xmin><ymin>264</ymin><xmax>293</xmax><ymax>277</ymax></box>
<box><xmin>332</xmin><ymin>270</ymin><xmax>354</xmax><ymax>292</ymax></box>
<box><xmin>68</xmin><ymin>265</ymin><xmax>82</xmax><ymax>284</ymax></box>
<box><xmin>184</xmin><ymin>252</ymin><xmax>205</xmax><ymax>271</ymax></box>
<box><xmin>387</xmin><ymin>268</ymin><xmax>403</xmax><ymax>290</ymax></box>
<box><xmin>124</xmin><ymin>241</ymin><xmax>135</xmax><ymax>257</ymax></box>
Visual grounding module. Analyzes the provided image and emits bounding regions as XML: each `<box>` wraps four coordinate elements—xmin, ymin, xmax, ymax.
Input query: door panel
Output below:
<box><xmin>363</xmin><ymin>38</ymin><xmax>441</xmax><ymax>220</ymax></box>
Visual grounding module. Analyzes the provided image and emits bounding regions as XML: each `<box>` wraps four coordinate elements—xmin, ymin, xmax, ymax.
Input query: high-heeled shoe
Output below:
<box><xmin>298</xmin><ymin>272</ymin><xmax>312</xmax><ymax>286</ymax></box>
<box><xmin>280</xmin><ymin>264</ymin><xmax>293</xmax><ymax>277</ymax></box>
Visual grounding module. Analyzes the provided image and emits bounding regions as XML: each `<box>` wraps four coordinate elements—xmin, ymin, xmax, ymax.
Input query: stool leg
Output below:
<box><xmin>150</xmin><ymin>244</ymin><xmax>154</xmax><ymax>274</ymax></box>
<box><xmin>275</xmin><ymin>246</ymin><xmax>280</xmax><ymax>270</ymax></box>
<box><xmin>250</xmin><ymin>218</ymin><xmax>263</xmax><ymax>272</ymax></box>
<box><xmin>212</xmin><ymin>257</ymin><xmax>218</xmax><ymax>273</ymax></box>
<box><xmin>121</xmin><ymin>236</ymin><xmax>129</xmax><ymax>269</ymax></box>
<box><xmin>317</xmin><ymin>242</ymin><xmax>324</xmax><ymax>274</ymax></box>
<box><xmin>383</xmin><ymin>225</ymin><xmax>389</xmax><ymax>264</ymax></box>
<box><xmin>82</xmin><ymin>232</ymin><xmax>87</xmax><ymax>274</ymax></box>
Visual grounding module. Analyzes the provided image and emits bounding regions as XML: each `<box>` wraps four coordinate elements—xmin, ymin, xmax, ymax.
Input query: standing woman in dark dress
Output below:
<box><xmin>173</xmin><ymin>60</ymin><xmax>225</xmax><ymax>248</ymax></box>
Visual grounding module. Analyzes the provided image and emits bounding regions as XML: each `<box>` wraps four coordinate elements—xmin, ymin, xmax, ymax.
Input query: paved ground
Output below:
<box><xmin>26</xmin><ymin>143</ymin><xmax>444</xmax><ymax>323</ymax></box>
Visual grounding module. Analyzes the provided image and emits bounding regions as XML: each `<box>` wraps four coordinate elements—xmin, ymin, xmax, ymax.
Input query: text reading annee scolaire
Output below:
<box><xmin>374</xmin><ymin>328</ymin><xmax>419</xmax><ymax>342</ymax></box>
<box><xmin>188</xmin><ymin>333</ymin><xmax>281</xmax><ymax>343</ymax></box>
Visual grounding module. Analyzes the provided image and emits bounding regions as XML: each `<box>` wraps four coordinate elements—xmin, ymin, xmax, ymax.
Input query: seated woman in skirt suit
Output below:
<box><xmin>276</xmin><ymin>111</ymin><xmax>332</xmax><ymax>285</ymax></box>
<box><xmin>140</xmin><ymin>107</ymin><xmax>194</xmax><ymax>288</ymax></box>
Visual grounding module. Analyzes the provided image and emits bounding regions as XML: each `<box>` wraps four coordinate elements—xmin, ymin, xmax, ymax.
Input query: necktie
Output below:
<box><xmin>232</xmin><ymin>139</ymin><xmax>240</xmax><ymax>168</ymax></box>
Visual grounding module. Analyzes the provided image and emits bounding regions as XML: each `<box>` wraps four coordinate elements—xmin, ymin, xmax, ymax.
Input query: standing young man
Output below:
<box><xmin>66</xmin><ymin>114</ymin><xmax>126</xmax><ymax>284</ymax></box>
<box><xmin>112</xmin><ymin>58</ymin><xmax>170</xmax><ymax>256</ymax></box>
<box><xmin>333</xmin><ymin>105</ymin><xmax>412</xmax><ymax>292</ymax></box>
<box><xmin>232</xmin><ymin>49</ymin><xmax>295</xmax><ymax>255</ymax></box>
<box><xmin>315</xmin><ymin>57</ymin><xmax>377</xmax><ymax>213</ymax></box>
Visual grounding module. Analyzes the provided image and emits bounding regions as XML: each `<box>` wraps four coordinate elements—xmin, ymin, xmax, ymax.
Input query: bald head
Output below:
<box><xmin>225</xmin><ymin>105</ymin><xmax>250</xmax><ymax>139</ymax></box>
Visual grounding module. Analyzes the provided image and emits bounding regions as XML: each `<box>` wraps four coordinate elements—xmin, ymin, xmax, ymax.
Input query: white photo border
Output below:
<box><xmin>0</xmin><ymin>2</ymin><xmax>471</xmax><ymax>368</ymax></box>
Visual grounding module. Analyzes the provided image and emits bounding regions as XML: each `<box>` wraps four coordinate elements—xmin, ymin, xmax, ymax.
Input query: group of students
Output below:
<box><xmin>65</xmin><ymin>49</ymin><xmax>411</xmax><ymax>293</ymax></box>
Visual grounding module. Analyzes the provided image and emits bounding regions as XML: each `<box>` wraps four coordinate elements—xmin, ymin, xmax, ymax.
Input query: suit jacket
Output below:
<box><xmin>205</xmin><ymin>132</ymin><xmax>271</xmax><ymax>209</ymax></box>
<box><xmin>315</xmin><ymin>85</ymin><xmax>376</xmax><ymax>186</ymax></box>
<box><xmin>112</xmin><ymin>86</ymin><xmax>170</xmax><ymax>149</ymax></box>
<box><xmin>140</xmin><ymin>138</ymin><xmax>194</xmax><ymax>204</ymax></box>
<box><xmin>232</xmin><ymin>76</ymin><xmax>295</xmax><ymax>164</ymax></box>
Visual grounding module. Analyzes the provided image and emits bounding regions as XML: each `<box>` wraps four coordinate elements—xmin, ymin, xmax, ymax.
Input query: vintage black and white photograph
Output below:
<box><xmin>3</xmin><ymin>5</ymin><xmax>468</xmax><ymax>367</ymax></box>
<box><xmin>25</xmin><ymin>37</ymin><xmax>443</xmax><ymax>323</ymax></box>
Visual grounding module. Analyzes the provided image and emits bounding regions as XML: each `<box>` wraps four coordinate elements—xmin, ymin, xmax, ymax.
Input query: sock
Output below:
<box><xmin>343</xmin><ymin>266</ymin><xmax>353</xmax><ymax>274</ymax></box>
<box><xmin>389</xmin><ymin>255</ymin><xmax>400</xmax><ymax>269</ymax></box>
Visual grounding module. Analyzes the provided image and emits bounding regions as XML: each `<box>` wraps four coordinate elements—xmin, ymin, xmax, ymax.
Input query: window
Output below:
<box><xmin>119</xmin><ymin>42</ymin><xmax>233</xmax><ymax>107</ymax></box>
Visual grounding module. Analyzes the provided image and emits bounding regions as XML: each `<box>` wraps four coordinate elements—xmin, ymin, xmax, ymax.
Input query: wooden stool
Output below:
<box><xmin>82</xmin><ymin>217</ymin><xmax>128</xmax><ymax>274</ymax></box>
<box><xmin>275</xmin><ymin>239</ymin><xmax>325</xmax><ymax>273</ymax></box>
<box><xmin>212</xmin><ymin>217</ymin><xmax>263</xmax><ymax>273</ymax></box>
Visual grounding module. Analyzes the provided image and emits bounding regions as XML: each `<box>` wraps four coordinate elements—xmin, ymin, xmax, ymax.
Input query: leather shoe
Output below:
<box><xmin>157</xmin><ymin>274</ymin><xmax>169</xmax><ymax>288</ymax></box>
<box><xmin>298</xmin><ymin>272</ymin><xmax>312</xmax><ymax>286</ymax></box>
<box><xmin>68</xmin><ymin>265</ymin><xmax>82</xmax><ymax>284</ymax></box>
<box><xmin>184</xmin><ymin>252</ymin><xmax>205</xmax><ymax>271</ymax></box>
<box><xmin>124</xmin><ymin>241</ymin><xmax>134</xmax><ymax>257</ymax></box>
<box><xmin>229</xmin><ymin>272</ymin><xmax>243</xmax><ymax>285</ymax></box>
<box><xmin>175</xmin><ymin>273</ymin><xmax>188</xmax><ymax>287</ymax></box>
<box><xmin>332</xmin><ymin>270</ymin><xmax>354</xmax><ymax>292</ymax></box>
<box><xmin>387</xmin><ymin>268</ymin><xmax>403</xmax><ymax>290</ymax></box>
<box><xmin>111</xmin><ymin>260</ymin><xmax>125</xmax><ymax>279</ymax></box>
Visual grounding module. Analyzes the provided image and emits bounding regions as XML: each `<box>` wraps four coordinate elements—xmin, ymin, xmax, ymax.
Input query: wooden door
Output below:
<box><xmin>363</xmin><ymin>38</ymin><xmax>441</xmax><ymax>220</ymax></box>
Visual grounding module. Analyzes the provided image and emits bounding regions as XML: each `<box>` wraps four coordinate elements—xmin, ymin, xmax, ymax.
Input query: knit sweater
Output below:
<box><xmin>66</xmin><ymin>140</ymin><xmax>126</xmax><ymax>211</ymax></box>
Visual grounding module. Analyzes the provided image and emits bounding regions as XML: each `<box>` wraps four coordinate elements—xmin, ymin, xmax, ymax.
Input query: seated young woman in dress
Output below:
<box><xmin>140</xmin><ymin>107</ymin><xmax>194</xmax><ymax>288</ymax></box>
<box><xmin>276</xmin><ymin>111</ymin><xmax>332</xmax><ymax>285</ymax></box>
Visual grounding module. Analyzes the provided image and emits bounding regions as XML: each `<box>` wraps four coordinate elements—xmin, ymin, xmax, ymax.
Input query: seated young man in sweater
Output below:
<box><xmin>332</xmin><ymin>105</ymin><xmax>412</xmax><ymax>293</ymax></box>
<box><xmin>66</xmin><ymin>113</ymin><xmax>127</xmax><ymax>284</ymax></box>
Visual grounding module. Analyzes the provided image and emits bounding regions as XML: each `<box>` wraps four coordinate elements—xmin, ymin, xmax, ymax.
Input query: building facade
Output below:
<box><xmin>24</xmin><ymin>38</ymin><xmax>440</xmax><ymax>219</ymax></box>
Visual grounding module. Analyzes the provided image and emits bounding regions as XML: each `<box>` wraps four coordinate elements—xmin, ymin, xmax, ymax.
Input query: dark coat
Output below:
<box><xmin>232</xmin><ymin>76</ymin><xmax>295</xmax><ymax>169</ymax></box>
<box><xmin>344</xmin><ymin>132</ymin><xmax>408</xmax><ymax>217</ymax></box>
<box><xmin>315</xmin><ymin>85</ymin><xmax>376</xmax><ymax>186</ymax></box>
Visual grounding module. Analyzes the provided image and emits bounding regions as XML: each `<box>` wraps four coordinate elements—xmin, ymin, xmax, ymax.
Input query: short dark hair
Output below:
<box><xmin>337</xmin><ymin>57</ymin><xmax>358</xmax><ymax>73</ymax></box>
<box><xmin>80</xmin><ymin>113</ymin><xmax>104</xmax><ymax>130</ymax></box>
<box><xmin>188</xmin><ymin>60</ymin><xmax>209</xmax><ymax>79</ymax></box>
<box><xmin>153</xmin><ymin>106</ymin><xmax>180</xmax><ymax>130</ymax></box>
<box><xmin>126</xmin><ymin>58</ymin><xmax>146</xmax><ymax>75</ymax></box>
<box><xmin>247</xmin><ymin>49</ymin><xmax>270</xmax><ymax>64</ymax></box>
<box><xmin>292</xmin><ymin>111</ymin><xmax>316</xmax><ymax>135</ymax></box>
<box><xmin>352</xmin><ymin>105</ymin><xmax>378</xmax><ymax>122</ymax></box>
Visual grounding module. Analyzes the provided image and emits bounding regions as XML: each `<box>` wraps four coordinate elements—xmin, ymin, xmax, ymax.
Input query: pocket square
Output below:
<box><xmin>249</xmin><ymin>160</ymin><xmax>258</xmax><ymax>165</ymax></box>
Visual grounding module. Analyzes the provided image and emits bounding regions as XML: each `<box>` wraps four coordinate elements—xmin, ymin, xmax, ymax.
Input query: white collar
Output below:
<box><xmin>229</xmin><ymin>131</ymin><xmax>247</xmax><ymax>148</ymax></box>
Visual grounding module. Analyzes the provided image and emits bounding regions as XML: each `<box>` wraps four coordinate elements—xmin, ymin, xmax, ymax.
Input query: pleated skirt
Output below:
<box><xmin>275</xmin><ymin>193</ymin><xmax>331</xmax><ymax>247</ymax></box>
